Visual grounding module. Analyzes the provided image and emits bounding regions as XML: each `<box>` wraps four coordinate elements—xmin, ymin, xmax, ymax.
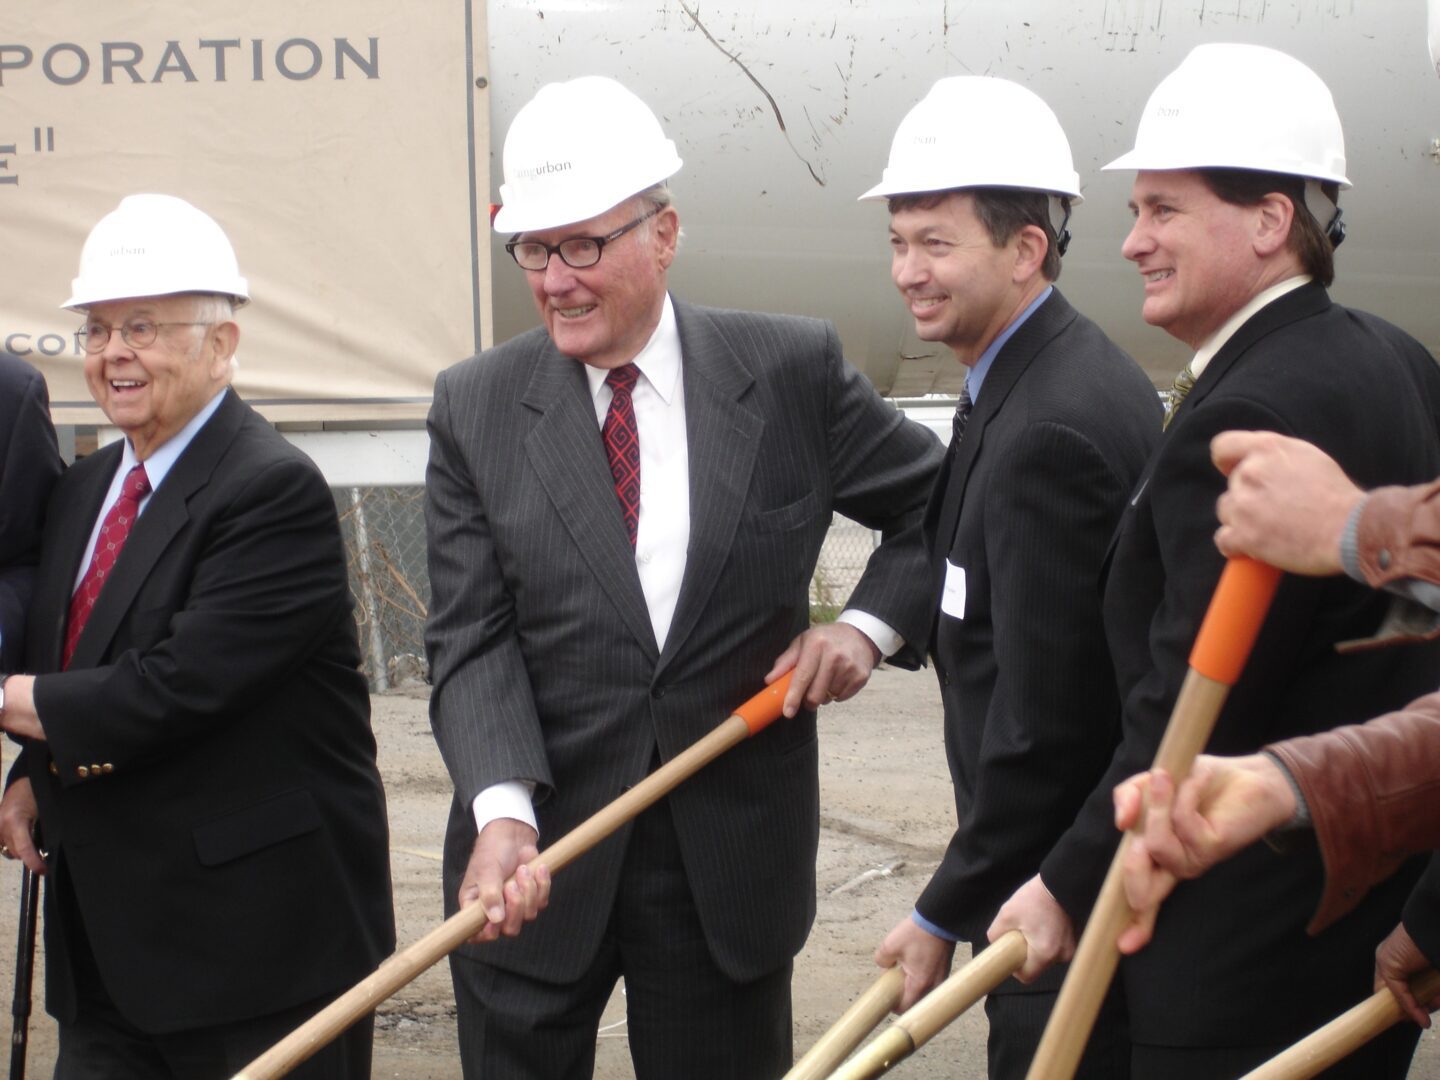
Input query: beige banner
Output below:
<box><xmin>1</xmin><ymin>2</ymin><xmax>490</xmax><ymax>423</ymax></box>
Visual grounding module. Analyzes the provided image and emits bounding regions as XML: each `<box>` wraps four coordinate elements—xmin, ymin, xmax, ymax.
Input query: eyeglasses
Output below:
<box><xmin>77</xmin><ymin>319</ymin><xmax>212</xmax><ymax>353</ymax></box>
<box><xmin>505</xmin><ymin>207</ymin><xmax>660</xmax><ymax>271</ymax></box>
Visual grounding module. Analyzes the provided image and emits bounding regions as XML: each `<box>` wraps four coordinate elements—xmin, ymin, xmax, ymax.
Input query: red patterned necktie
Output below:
<box><xmin>603</xmin><ymin>365</ymin><xmax>641</xmax><ymax>546</ymax></box>
<box><xmin>63</xmin><ymin>463</ymin><xmax>151</xmax><ymax>669</ymax></box>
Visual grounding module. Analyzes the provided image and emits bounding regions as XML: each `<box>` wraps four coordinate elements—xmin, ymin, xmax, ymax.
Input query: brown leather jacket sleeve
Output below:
<box><xmin>1266</xmin><ymin>690</ymin><xmax>1440</xmax><ymax>934</ymax></box>
<box><xmin>1356</xmin><ymin>479</ymin><xmax>1440</xmax><ymax>588</ymax></box>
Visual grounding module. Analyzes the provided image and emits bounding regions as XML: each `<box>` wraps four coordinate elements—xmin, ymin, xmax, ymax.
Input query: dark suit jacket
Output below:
<box><xmin>0</xmin><ymin>355</ymin><xmax>64</xmax><ymax>670</ymax></box>
<box><xmin>916</xmin><ymin>290</ymin><xmax>1160</xmax><ymax>964</ymax></box>
<box><xmin>1404</xmin><ymin>856</ymin><xmax>1440</xmax><ymax>969</ymax></box>
<box><xmin>15</xmin><ymin>390</ymin><xmax>394</xmax><ymax>1033</ymax></box>
<box><xmin>1041</xmin><ymin>282</ymin><xmax>1440</xmax><ymax>1046</ymax></box>
<box><xmin>425</xmin><ymin>298</ymin><xmax>944</xmax><ymax>984</ymax></box>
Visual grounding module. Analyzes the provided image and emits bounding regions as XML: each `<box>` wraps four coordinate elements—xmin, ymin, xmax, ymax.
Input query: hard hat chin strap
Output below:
<box><xmin>1048</xmin><ymin>196</ymin><xmax>1072</xmax><ymax>257</ymax></box>
<box><xmin>1302</xmin><ymin>179</ymin><xmax>1346</xmax><ymax>249</ymax></box>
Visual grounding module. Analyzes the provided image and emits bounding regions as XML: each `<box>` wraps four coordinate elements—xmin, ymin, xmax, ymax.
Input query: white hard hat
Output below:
<box><xmin>63</xmin><ymin>194</ymin><xmax>250</xmax><ymax>311</ymax></box>
<box><xmin>859</xmin><ymin>76</ymin><xmax>1082</xmax><ymax>202</ymax></box>
<box><xmin>1103</xmin><ymin>44</ymin><xmax>1349</xmax><ymax>187</ymax></box>
<box><xmin>494</xmin><ymin>76</ymin><xmax>683</xmax><ymax>233</ymax></box>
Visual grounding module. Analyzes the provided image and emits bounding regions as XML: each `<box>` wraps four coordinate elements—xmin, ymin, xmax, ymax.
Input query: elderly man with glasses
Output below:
<box><xmin>423</xmin><ymin>76</ymin><xmax>943</xmax><ymax>1078</ymax></box>
<box><xmin>0</xmin><ymin>194</ymin><xmax>393</xmax><ymax>1079</ymax></box>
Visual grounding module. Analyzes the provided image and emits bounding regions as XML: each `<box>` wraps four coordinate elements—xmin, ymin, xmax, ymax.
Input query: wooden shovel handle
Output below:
<box><xmin>785</xmin><ymin>966</ymin><xmax>905</xmax><ymax>1080</ymax></box>
<box><xmin>1240</xmin><ymin>969</ymin><xmax>1440</xmax><ymax>1080</ymax></box>
<box><xmin>1025</xmin><ymin>558</ymin><xmax>1282</xmax><ymax>1080</ymax></box>
<box><xmin>832</xmin><ymin>930</ymin><xmax>1028</xmax><ymax>1080</ymax></box>
<box><xmin>233</xmin><ymin>674</ymin><xmax>793</xmax><ymax>1080</ymax></box>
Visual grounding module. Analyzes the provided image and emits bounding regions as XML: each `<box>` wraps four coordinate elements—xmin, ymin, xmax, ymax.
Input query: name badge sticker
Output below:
<box><xmin>941</xmin><ymin>560</ymin><xmax>967</xmax><ymax>619</ymax></box>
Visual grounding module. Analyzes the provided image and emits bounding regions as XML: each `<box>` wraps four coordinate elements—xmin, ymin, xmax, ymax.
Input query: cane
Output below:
<box><xmin>831</xmin><ymin>930</ymin><xmax>1027</xmax><ymax>1080</ymax></box>
<box><xmin>9</xmin><ymin>857</ymin><xmax>41</xmax><ymax>1080</ymax></box>
<box><xmin>1238</xmin><ymin>969</ymin><xmax>1440</xmax><ymax>1080</ymax></box>
<box><xmin>785</xmin><ymin>966</ymin><xmax>905</xmax><ymax>1080</ymax></box>
<box><xmin>1026</xmin><ymin>557</ymin><xmax>1283</xmax><ymax>1080</ymax></box>
<box><xmin>234</xmin><ymin>673</ymin><xmax>796</xmax><ymax>1080</ymax></box>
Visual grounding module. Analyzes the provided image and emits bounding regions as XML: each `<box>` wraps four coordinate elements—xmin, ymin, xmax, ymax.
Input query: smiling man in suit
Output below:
<box><xmin>424</xmin><ymin>75</ymin><xmax>943</xmax><ymax>1078</ymax></box>
<box><xmin>1011</xmin><ymin>45</ymin><xmax>1440</xmax><ymax>1077</ymax></box>
<box><xmin>0</xmin><ymin>194</ymin><xmax>393</xmax><ymax>1079</ymax></box>
<box><xmin>860</xmin><ymin>77</ymin><xmax>1160</xmax><ymax>1079</ymax></box>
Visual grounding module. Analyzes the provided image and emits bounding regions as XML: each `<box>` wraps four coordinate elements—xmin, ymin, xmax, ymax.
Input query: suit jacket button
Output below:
<box><xmin>651</xmin><ymin>686</ymin><xmax>666</xmax><ymax>699</ymax></box>
<box><xmin>101</xmin><ymin>764</ymin><xmax>114</xmax><ymax>775</ymax></box>
<box><xmin>48</xmin><ymin>761</ymin><xmax>59</xmax><ymax>776</ymax></box>
<box><xmin>77</xmin><ymin>766</ymin><xmax>89</xmax><ymax>779</ymax></box>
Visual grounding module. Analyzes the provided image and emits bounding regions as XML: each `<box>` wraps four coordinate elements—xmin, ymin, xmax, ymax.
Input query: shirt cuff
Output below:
<box><xmin>1260</xmin><ymin>748</ymin><xmax>1311</xmax><ymax>842</ymax></box>
<box><xmin>471</xmin><ymin>780</ymin><xmax>538</xmax><ymax>837</ymax></box>
<box><xmin>1340</xmin><ymin>497</ymin><xmax>1366</xmax><ymax>583</ymax></box>
<box><xmin>911</xmin><ymin>909</ymin><xmax>961</xmax><ymax>942</ymax></box>
<box><xmin>837</xmin><ymin>609</ymin><xmax>903</xmax><ymax>659</ymax></box>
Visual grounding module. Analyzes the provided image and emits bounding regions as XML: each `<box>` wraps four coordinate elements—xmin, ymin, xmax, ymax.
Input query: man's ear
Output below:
<box><xmin>208</xmin><ymin>321</ymin><xmax>240</xmax><ymax>376</ymax></box>
<box><xmin>1012</xmin><ymin>223</ymin><xmax>1049</xmax><ymax>284</ymax></box>
<box><xmin>655</xmin><ymin>207</ymin><xmax>680</xmax><ymax>271</ymax></box>
<box><xmin>1253</xmin><ymin>192</ymin><xmax>1295</xmax><ymax>258</ymax></box>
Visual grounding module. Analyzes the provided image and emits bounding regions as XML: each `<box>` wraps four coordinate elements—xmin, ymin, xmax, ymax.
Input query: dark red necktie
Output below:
<box><xmin>603</xmin><ymin>365</ymin><xmax>641</xmax><ymax>546</ymax></box>
<box><xmin>63</xmin><ymin>463</ymin><xmax>151</xmax><ymax>669</ymax></box>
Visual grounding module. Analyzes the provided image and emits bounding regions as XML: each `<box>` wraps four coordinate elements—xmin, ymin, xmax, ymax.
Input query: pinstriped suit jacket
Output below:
<box><xmin>425</xmin><ymin>297</ymin><xmax>944</xmax><ymax>983</ymax></box>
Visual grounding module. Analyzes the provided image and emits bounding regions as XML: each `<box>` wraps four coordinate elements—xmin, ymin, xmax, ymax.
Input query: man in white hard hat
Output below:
<box><xmin>858</xmin><ymin>76</ymin><xmax>1160</xmax><ymax>1078</ymax></box>
<box><xmin>0</xmin><ymin>194</ymin><xmax>394</xmax><ymax>1078</ymax></box>
<box><xmin>0</xmin><ymin>355</ymin><xmax>64</xmax><ymax>672</ymax></box>
<box><xmin>1014</xmin><ymin>44</ymin><xmax>1440</xmax><ymax>1077</ymax></box>
<box><xmin>424</xmin><ymin>76</ymin><xmax>943</xmax><ymax>1077</ymax></box>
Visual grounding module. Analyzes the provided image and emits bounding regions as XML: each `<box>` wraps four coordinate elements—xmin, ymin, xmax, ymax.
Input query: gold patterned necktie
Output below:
<box><xmin>1163</xmin><ymin>363</ymin><xmax>1197</xmax><ymax>430</ymax></box>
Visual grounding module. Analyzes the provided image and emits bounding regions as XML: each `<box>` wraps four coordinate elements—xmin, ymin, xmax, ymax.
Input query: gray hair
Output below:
<box><xmin>631</xmin><ymin>183</ymin><xmax>681</xmax><ymax>249</ymax></box>
<box><xmin>185</xmin><ymin>293</ymin><xmax>239</xmax><ymax>378</ymax></box>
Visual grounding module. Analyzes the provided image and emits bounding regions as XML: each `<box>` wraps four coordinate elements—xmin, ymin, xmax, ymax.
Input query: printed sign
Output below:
<box><xmin>0</xmin><ymin>2</ymin><xmax>490</xmax><ymax>423</ymax></box>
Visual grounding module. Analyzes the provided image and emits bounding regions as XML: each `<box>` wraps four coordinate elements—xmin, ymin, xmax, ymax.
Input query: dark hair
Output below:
<box><xmin>887</xmin><ymin>188</ymin><xmax>1067</xmax><ymax>281</ymax></box>
<box><xmin>1196</xmin><ymin>168</ymin><xmax>1338</xmax><ymax>286</ymax></box>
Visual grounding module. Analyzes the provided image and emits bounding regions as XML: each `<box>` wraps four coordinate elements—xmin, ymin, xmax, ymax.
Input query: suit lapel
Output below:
<box><xmin>657</xmin><ymin>301</ymin><xmax>763</xmax><ymax>674</ymax></box>
<box><xmin>63</xmin><ymin>392</ymin><xmax>248</xmax><ymax>671</ymax></box>
<box><xmin>521</xmin><ymin>342</ymin><xmax>659</xmax><ymax>659</ymax></box>
<box><xmin>1171</xmin><ymin>281</ymin><xmax>1330</xmax><ymax>423</ymax></box>
<box><xmin>31</xmin><ymin>448</ymin><xmax>117</xmax><ymax>671</ymax></box>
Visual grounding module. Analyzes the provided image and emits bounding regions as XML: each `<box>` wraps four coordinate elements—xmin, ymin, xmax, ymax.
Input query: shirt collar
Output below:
<box><xmin>1190</xmin><ymin>275</ymin><xmax>1311</xmax><ymax>378</ymax></box>
<box><xmin>968</xmin><ymin>285</ymin><xmax>1052</xmax><ymax>403</ymax></box>
<box><xmin>585</xmin><ymin>294</ymin><xmax>681</xmax><ymax>404</ymax></box>
<box><xmin>120</xmin><ymin>386</ymin><xmax>229</xmax><ymax>491</ymax></box>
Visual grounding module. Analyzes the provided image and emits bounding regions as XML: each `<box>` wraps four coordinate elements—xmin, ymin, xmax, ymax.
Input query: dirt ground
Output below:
<box><xmin>2</xmin><ymin>666</ymin><xmax>1438</xmax><ymax>1078</ymax></box>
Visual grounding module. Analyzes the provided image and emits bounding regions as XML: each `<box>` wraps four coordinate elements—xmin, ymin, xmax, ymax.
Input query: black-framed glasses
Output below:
<box><xmin>505</xmin><ymin>207</ymin><xmax>660</xmax><ymax>271</ymax></box>
<box><xmin>77</xmin><ymin>319</ymin><xmax>211</xmax><ymax>353</ymax></box>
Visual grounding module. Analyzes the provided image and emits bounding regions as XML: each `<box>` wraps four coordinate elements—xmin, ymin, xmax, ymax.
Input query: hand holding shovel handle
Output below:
<box><xmin>1025</xmin><ymin>557</ymin><xmax>1283</xmax><ymax>1079</ymax></box>
<box><xmin>234</xmin><ymin>673</ymin><xmax>795</xmax><ymax>1080</ymax></box>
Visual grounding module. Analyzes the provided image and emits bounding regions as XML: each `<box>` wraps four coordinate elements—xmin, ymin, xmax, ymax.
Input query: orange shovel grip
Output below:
<box><xmin>733</xmin><ymin>671</ymin><xmax>794</xmax><ymax>735</ymax></box>
<box><xmin>1188</xmin><ymin>557</ymin><xmax>1283</xmax><ymax>685</ymax></box>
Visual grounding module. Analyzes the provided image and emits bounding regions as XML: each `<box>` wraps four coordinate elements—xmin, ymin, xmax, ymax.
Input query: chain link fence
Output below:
<box><xmin>334</xmin><ymin>486</ymin><xmax>881</xmax><ymax>690</ymax></box>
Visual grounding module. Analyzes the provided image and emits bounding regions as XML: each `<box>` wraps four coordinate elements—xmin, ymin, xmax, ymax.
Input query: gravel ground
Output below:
<box><xmin>2</xmin><ymin>666</ymin><xmax>1437</xmax><ymax>1077</ymax></box>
